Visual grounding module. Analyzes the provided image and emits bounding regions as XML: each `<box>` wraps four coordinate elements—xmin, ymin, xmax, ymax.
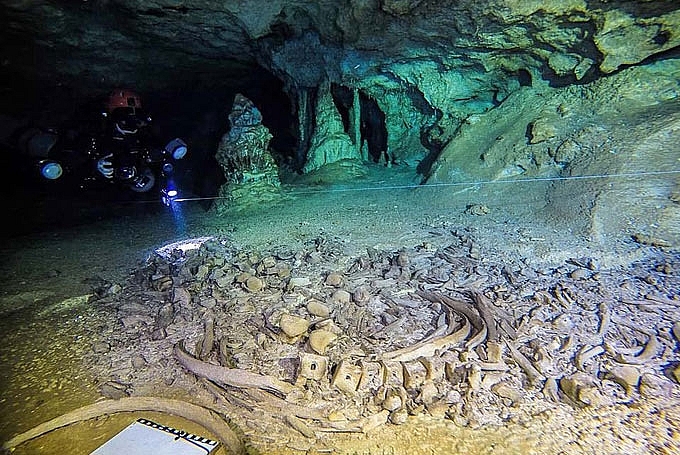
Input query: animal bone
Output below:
<box><xmin>298</xmin><ymin>352</ymin><xmax>329</xmax><ymax>381</ymax></box>
<box><xmin>331</xmin><ymin>360</ymin><xmax>362</xmax><ymax>394</ymax></box>
<box><xmin>575</xmin><ymin>345</ymin><xmax>604</xmax><ymax>371</ymax></box>
<box><xmin>174</xmin><ymin>341</ymin><xmax>297</xmax><ymax>397</ymax></box>
<box><xmin>506</xmin><ymin>341</ymin><xmax>545</xmax><ymax>384</ymax></box>
<box><xmin>2</xmin><ymin>397</ymin><xmax>245</xmax><ymax>455</ymax></box>
<box><xmin>381</xmin><ymin>315</ymin><xmax>471</xmax><ymax>362</ymax></box>
<box><xmin>471</xmin><ymin>291</ymin><xmax>499</xmax><ymax>342</ymax></box>
<box><xmin>614</xmin><ymin>333</ymin><xmax>662</xmax><ymax>365</ymax></box>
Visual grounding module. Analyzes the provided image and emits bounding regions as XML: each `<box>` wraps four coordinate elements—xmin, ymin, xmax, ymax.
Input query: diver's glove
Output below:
<box><xmin>96</xmin><ymin>154</ymin><xmax>114</xmax><ymax>178</ymax></box>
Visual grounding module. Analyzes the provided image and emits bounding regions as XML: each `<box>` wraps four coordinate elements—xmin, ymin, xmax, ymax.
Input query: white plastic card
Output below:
<box><xmin>90</xmin><ymin>418</ymin><xmax>219</xmax><ymax>455</ymax></box>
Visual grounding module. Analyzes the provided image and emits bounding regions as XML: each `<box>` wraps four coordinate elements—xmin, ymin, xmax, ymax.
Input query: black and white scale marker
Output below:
<box><xmin>90</xmin><ymin>418</ymin><xmax>219</xmax><ymax>455</ymax></box>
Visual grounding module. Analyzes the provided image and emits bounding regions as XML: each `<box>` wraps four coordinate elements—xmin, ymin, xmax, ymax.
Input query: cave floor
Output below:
<box><xmin>0</xmin><ymin>162</ymin><xmax>678</xmax><ymax>454</ymax></box>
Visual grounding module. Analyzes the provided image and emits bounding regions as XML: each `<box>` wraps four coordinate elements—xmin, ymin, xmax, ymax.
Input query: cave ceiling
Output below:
<box><xmin>1</xmin><ymin>0</ymin><xmax>679</xmax><ymax>109</ymax></box>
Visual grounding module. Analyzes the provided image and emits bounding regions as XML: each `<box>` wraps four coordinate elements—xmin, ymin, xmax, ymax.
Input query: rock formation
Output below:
<box><xmin>214</xmin><ymin>94</ymin><xmax>281</xmax><ymax>212</ymax></box>
<box><xmin>302</xmin><ymin>81</ymin><xmax>359</xmax><ymax>173</ymax></box>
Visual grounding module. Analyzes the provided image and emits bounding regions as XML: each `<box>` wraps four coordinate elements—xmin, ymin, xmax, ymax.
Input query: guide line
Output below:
<box><xmin>172</xmin><ymin>169</ymin><xmax>680</xmax><ymax>202</ymax></box>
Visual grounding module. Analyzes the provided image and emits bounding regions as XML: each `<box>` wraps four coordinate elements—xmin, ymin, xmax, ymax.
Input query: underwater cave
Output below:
<box><xmin>0</xmin><ymin>1</ymin><xmax>679</xmax><ymax>454</ymax></box>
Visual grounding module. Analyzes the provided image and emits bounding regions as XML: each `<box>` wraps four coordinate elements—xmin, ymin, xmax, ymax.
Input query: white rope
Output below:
<box><xmin>172</xmin><ymin>169</ymin><xmax>680</xmax><ymax>202</ymax></box>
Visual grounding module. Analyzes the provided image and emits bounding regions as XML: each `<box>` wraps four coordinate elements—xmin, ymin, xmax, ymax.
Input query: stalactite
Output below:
<box><xmin>348</xmin><ymin>87</ymin><xmax>362</xmax><ymax>159</ymax></box>
<box><xmin>297</xmin><ymin>88</ymin><xmax>309</xmax><ymax>167</ymax></box>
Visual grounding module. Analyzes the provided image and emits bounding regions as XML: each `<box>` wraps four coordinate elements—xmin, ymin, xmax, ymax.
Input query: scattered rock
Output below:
<box><xmin>464</xmin><ymin>204</ymin><xmax>489</xmax><ymax>216</ymax></box>
<box><xmin>280</xmin><ymin>314</ymin><xmax>310</xmax><ymax>338</ymax></box>
<box><xmin>308</xmin><ymin>329</ymin><xmax>338</xmax><ymax>354</ymax></box>
<box><xmin>245</xmin><ymin>276</ymin><xmax>264</xmax><ymax>292</ymax></box>
<box><xmin>307</xmin><ymin>300</ymin><xmax>330</xmax><ymax>318</ymax></box>
<box><xmin>92</xmin><ymin>341</ymin><xmax>110</xmax><ymax>354</ymax></box>
<box><xmin>325</xmin><ymin>272</ymin><xmax>344</xmax><ymax>287</ymax></box>
<box><xmin>605</xmin><ymin>365</ymin><xmax>640</xmax><ymax>394</ymax></box>
<box><xmin>353</xmin><ymin>286</ymin><xmax>371</xmax><ymax>305</ymax></box>
<box><xmin>332</xmin><ymin>289</ymin><xmax>351</xmax><ymax>305</ymax></box>
<box><xmin>80</xmin><ymin>232</ymin><xmax>680</xmax><ymax>447</ymax></box>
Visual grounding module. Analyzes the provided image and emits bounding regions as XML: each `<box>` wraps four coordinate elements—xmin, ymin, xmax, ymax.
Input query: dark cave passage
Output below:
<box><xmin>330</xmin><ymin>84</ymin><xmax>389</xmax><ymax>164</ymax></box>
<box><xmin>359</xmin><ymin>91</ymin><xmax>388</xmax><ymax>163</ymax></box>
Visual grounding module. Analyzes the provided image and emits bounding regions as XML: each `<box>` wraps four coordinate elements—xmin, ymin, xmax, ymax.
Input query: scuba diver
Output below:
<box><xmin>95</xmin><ymin>89</ymin><xmax>159</xmax><ymax>192</ymax></box>
<box><xmin>16</xmin><ymin>88</ymin><xmax>188</xmax><ymax>201</ymax></box>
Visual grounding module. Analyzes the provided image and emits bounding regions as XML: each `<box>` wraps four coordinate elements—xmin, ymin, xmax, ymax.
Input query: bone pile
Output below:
<box><xmin>87</xmin><ymin>231</ymin><xmax>680</xmax><ymax>450</ymax></box>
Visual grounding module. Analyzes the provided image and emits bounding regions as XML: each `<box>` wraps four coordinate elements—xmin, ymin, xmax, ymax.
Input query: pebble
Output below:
<box><xmin>151</xmin><ymin>327</ymin><xmax>167</xmax><ymax>340</ymax></box>
<box><xmin>308</xmin><ymin>329</ymin><xmax>338</xmax><ymax>354</ymax></box>
<box><xmin>280</xmin><ymin>314</ymin><xmax>310</xmax><ymax>338</ymax></box>
<box><xmin>560</xmin><ymin>373</ymin><xmax>599</xmax><ymax>405</ymax></box>
<box><xmin>605</xmin><ymin>365</ymin><xmax>640</xmax><ymax>394</ymax></box>
<box><xmin>288</xmin><ymin>277</ymin><xmax>312</xmax><ymax>290</ymax></box>
<box><xmin>325</xmin><ymin>272</ymin><xmax>344</xmax><ymax>287</ymax></box>
<box><xmin>465</xmin><ymin>204</ymin><xmax>490</xmax><ymax>216</ymax></box>
<box><xmin>307</xmin><ymin>300</ymin><xmax>330</xmax><ymax>318</ymax></box>
<box><xmin>353</xmin><ymin>286</ymin><xmax>371</xmax><ymax>305</ymax></box>
<box><xmin>236</xmin><ymin>272</ymin><xmax>252</xmax><ymax>283</ymax></box>
<box><xmin>389</xmin><ymin>408</ymin><xmax>408</xmax><ymax>425</ymax></box>
<box><xmin>131</xmin><ymin>355</ymin><xmax>147</xmax><ymax>369</ymax></box>
<box><xmin>245</xmin><ymin>276</ymin><xmax>264</xmax><ymax>292</ymax></box>
<box><xmin>156</xmin><ymin>303</ymin><xmax>175</xmax><ymax>328</ymax></box>
<box><xmin>382</xmin><ymin>393</ymin><xmax>402</xmax><ymax>412</ymax></box>
<box><xmin>491</xmin><ymin>382</ymin><xmax>522</xmax><ymax>404</ymax></box>
<box><xmin>672</xmin><ymin>321</ymin><xmax>680</xmax><ymax>343</ymax></box>
<box><xmin>570</xmin><ymin>268</ymin><xmax>588</xmax><ymax>280</ymax></box>
<box><xmin>172</xmin><ymin>287</ymin><xmax>191</xmax><ymax>306</ymax></box>
<box><xmin>261</xmin><ymin>256</ymin><xmax>277</xmax><ymax>269</ymax></box>
<box><xmin>199</xmin><ymin>297</ymin><xmax>217</xmax><ymax>309</ymax></box>
<box><xmin>106</xmin><ymin>283</ymin><xmax>122</xmax><ymax>295</ymax></box>
<box><xmin>195</xmin><ymin>265</ymin><xmax>210</xmax><ymax>280</ymax></box>
<box><xmin>92</xmin><ymin>341</ymin><xmax>110</xmax><ymax>354</ymax></box>
<box><xmin>99</xmin><ymin>382</ymin><xmax>129</xmax><ymax>400</ymax></box>
<box><xmin>419</xmin><ymin>381</ymin><xmax>439</xmax><ymax>406</ymax></box>
<box><xmin>332</xmin><ymin>289</ymin><xmax>351</xmax><ymax>304</ymax></box>
<box><xmin>153</xmin><ymin>276</ymin><xmax>173</xmax><ymax>292</ymax></box>
<box><xmin>215</xmin><ymin>275</ymin><xmax>233</xmax><ymax>288</ymax></box>
<box><xmin>639</xmin><ymin>373</ymin><xmax>674</xmax><ymax>399</ymax></box>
